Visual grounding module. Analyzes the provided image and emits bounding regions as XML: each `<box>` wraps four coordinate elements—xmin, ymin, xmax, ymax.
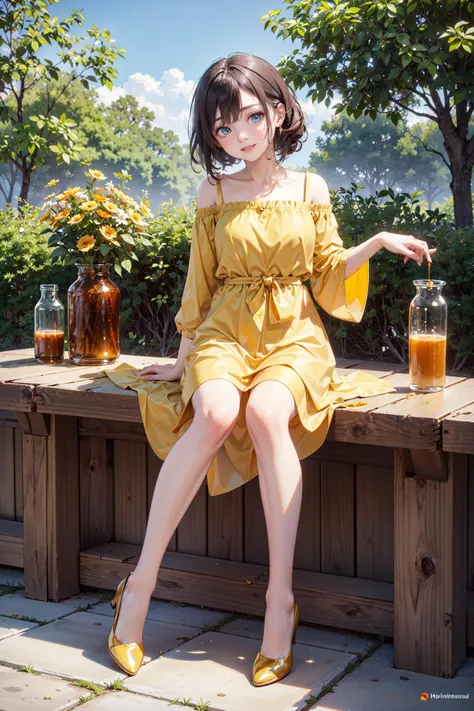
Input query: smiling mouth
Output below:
<box><xmin>241</xmin><ymin>144</ymin><xmax>256</xmax><ymax>151</ymax></box>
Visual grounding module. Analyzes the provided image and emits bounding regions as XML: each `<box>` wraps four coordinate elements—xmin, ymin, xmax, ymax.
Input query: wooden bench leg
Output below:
<box><xmin>394</xmin><ymin>448</ymin><xmax>468</xmax><ymax>677</ymax></box>
<box><xmin>18</xmin><ymin>413</ymin><xmax>80</xmax><ymax>601</ymax></box>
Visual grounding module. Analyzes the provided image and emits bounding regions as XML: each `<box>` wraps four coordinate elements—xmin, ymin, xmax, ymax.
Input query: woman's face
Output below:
<box><xmin>212</xmin><ymin>87</ymin><xmax>284</xmax><ymax>160</ymax></box>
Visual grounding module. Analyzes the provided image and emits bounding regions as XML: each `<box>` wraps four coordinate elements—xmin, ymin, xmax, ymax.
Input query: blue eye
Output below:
<box><xmin>216</xmin><ymin>112</ymin><xmax>263</xmax><ymax>137</ymax></box>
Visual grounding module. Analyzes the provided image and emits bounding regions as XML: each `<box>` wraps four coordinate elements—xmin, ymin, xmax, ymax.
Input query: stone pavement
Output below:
<box><xmin>0</xmin><ymin>565</ymin><xmax>472</xmax><ymax>711</ymax></box>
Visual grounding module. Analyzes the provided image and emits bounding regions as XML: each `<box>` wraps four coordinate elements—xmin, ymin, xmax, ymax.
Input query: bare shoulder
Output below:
<box><xmin>196</xmin><ymin>176</ymin><xmax>219</xmax><ymax>209</ymax></box>
<box><xmin>307</xmin><ymin>172</ymin><xmax>331</xmax><ymax>205</ymax></box>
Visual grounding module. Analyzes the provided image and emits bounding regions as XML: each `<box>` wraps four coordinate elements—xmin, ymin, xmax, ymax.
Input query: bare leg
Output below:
<box><xmin>246</xmin><ymin>379</ymin><xmax>301</xmax><ymax>659</ymax></box>
<box><xmin>114</xmin><ymin>378</ymin><xmax>242</xmax><ymax>644</ymax></box>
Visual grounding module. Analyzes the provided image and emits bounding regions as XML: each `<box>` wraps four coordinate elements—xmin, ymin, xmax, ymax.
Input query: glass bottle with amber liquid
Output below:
<box><xmin>34</xmin><ymin>284</ymin><xmax>65</xmax><ymax>363</ymax></box>
<box><xmin>408</xmin><ymin>262</ymin><xmax>447</xmax><ymax>392</ymax></box>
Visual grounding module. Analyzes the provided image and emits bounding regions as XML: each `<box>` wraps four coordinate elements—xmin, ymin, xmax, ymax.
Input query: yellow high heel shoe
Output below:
<box><xmin>252</xmin><ymin>600</ymin><xmax>300</xmax><ymax>687</ymax></box>
<box><xmin>107</xmin><ymin>573</ymin><xmax>145</xmax><ymax>676</ymax></box>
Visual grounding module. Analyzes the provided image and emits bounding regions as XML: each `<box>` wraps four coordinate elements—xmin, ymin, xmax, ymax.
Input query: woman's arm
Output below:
<box><xmin>345</xmin><ymin>231</ymin><xmax>436</xmax><ymax>279</ymax></box>
<box><xmin>345</xmin><ymin>236</ymin><xmax>383</xmax><ymax>279</ymax></box>
<box><xmin>308</xmin><ymin>174</ymin><xmax>436</xmax><ymax>278</ymax></box>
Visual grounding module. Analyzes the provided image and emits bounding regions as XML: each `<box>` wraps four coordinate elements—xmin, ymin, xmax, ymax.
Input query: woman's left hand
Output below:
<box><xmin>376</xmin><ymin>231</ymin><xmax>437</xmax><ymax>266</ymax></box>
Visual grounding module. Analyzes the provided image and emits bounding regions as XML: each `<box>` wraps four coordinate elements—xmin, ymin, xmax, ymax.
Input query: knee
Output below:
<box><xmin>245</xmin><ymin>399</ymin><xmax>285</xmax><ymax>437</ymax></box>
<box><xmin>193</xmin><ymin>402</ymin><xmax>239</xmax><ymax>441</ymax></box>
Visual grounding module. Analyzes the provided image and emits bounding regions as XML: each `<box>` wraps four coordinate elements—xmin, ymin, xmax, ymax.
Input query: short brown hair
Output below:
<box><xmin>188</xmin><ymin>52</ymin><xmax>307</xmax><ymax>182</ymax></box>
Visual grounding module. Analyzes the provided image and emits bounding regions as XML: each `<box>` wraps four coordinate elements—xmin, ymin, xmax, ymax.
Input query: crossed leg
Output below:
<box><xmin>245</xmin><ymin>379</ymin><xmax>302</xmax><ymax>659</ymax></box>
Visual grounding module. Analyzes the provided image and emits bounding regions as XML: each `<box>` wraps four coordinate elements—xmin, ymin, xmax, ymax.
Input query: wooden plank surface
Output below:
<box><xmin>0</xmin><ymin>520</ymin><xmax>24</xmax><ymax>567</ymax></box>
<box><xmin>14</xmin><ymin>428</ymin><xmax>23</xmax><ymax>521</ymax></box>
<box><xmin>468</xmin><ymin>455</ymin><xmax>474</xmax><ymax>592</ymax></box>
<box><xmin>0</xmin><ymin>428</ymin><xmax>15</xmax><ymax>519</ymax></box>
<box><xmin>114</xmin><ymin>441</ymin><xmax>147</xmax><ymax>545</ymax></box>
<box><xmin>327</xmin><ymin>372</ymin><xmax>466</xmax><ymax>450</ymax></box>
<box><xmin>177</xmin><ymin>479</ymin><xmax>207</xmax><ymax>556</ymax></box>
<box><xmin>207</xmin><ymin>485</ymin><xmax>243</xmax><ymax>561</ymax></box>
<box><xmin>244</xmin><ymin>476</ymin><xmax>268</xmax><ymax>565</ymax></box>
<box><xmin>0</xmin><ymin>350</ymin><xmax>173</xmax><ymax>384</ymax></box>
<box><xmin>80</xmin><ymin>544</ymin><xmax>395</xmax><ymax>638</ymax></box>
<box><xmin>0</xmin><ymin>383</ymin><xmax>35</xmax><ymax>412</ymax></box>
<box><xmin>0</xmin><ymin>348</ymin><xmax>35</xmax><ymax>363</ymax></box>
<box><xmin>394</xmin><ymin>449</ymin><xmax>468</xmax><ymax>677</ymax></box>
<box><xmin>321</xmin><ymin>461</ymin><xmax>354</xmax><ymax>576</ymax></box>
<box><xmin>22</xmin><ymin>433</ymin><xmax>48</xmax><ymax>600</ymax></box>
<box><xmin>79</xmin><ymin>436</ymin><xmax>114</xmax><ymax>550</ymax></box>
<box><xmin>46</xmin><ymin>416</ymin><xmax>80</xmax><ymax>601</ymax></box>
<box><xmin>442</xmin><ymin>407</ymin><xmax>474</xmax><ymax>454</ymax></box>
<box><xmin>356</xmin><ymin>464</ymin><xmax>394</xmax><ymax>583</ymax></box>
<box><xmin>3</xmin><ymin>348</ymin><xmax>474</xmax><ymax>452</ymax></box>
<box><xmin>294</xmin><ymin>458</ymin><xmax>321</xmax><ymax>571</ymax></box>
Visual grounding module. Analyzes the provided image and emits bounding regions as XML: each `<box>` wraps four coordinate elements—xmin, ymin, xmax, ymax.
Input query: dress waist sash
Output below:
<box><xmin>222</xmin><ymin>275</ymin><xmax>303</xmax><ymax>331</ymax></box>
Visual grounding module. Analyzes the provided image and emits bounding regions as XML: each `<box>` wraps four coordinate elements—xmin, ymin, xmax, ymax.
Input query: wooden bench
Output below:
<box><xmin>0</xmin><ymin>346</ymin><xmax>473</xmax><ymax>678</ymax></box>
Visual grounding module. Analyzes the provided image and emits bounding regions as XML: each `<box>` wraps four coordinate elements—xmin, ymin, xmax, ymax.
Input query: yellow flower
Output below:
<box><xmin>94</xmin><ymin>186</ymin><xmax>105</xmax><ymax>193</ymax></box>
<box><xmin>78</xmin><ymin>200</ymin><xmax>98</xmax><ymax>211</ymax></box>
<box><xmin>140</xmin><ymin>201</ymin><xmax>152</xmax><ymax>217</ymax></box>
<box><xmin>99</xmin><ymin>225</ymin><xmax>118</xmax><ymax>240</ymax></box>
<box><xmin>128</xmin><ymin>210</ymin><xmax>144</xmax><ymax>226</ymax></box>
<box><xmin>55</xmin><ymin>207</ymin><xmax>71</xmax><ymax>221</ymax></box>
<box><xmin>91</xmin><ymin>192</ymin><xmax>106</xmax><ymax>203</ymax></box>
<box><xmin>61</xmin><ymin>187</ymin><xmax>82</xmax><ymax>200</ymax></box>
<box><xmin>117</xmin><ymin>190</ymin><xmax>136</xmax><ymax>206</ymax></box>
<box><xmin>68</xmin><ymin>213</ymin><xmax>85</xmax><ymax>225</ymax></box>
<box><xmin>96</xmin><ymin>209</ymin><xmax>110</xmax><ymax>219</ymax></box>
<box><xmin>85</xmin><ymin>169</ymin><xmax>106</xmax><ymax>181</ymax></box>
<box><xmin>39</xmin><ymin>209</ymin><xmax>51</xmax><ymax>222</ymax></box>
<box><xmin>77</xmin><ymin>235</ymin><xmax>96</xmax><ymax>252</ymax></box>
<box><xmin>44</xmin><ymin>179</ymin><xmax>59</xmax><ymax>188</ymax></box>
<box><xmin>103</xmin><ymin>201</ymin><xmax>119</xmax><ymax>213</ymax></box>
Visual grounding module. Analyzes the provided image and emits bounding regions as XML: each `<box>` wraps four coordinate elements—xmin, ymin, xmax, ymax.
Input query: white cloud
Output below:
<box><xmin>96</xmin><ymin>84</ymin><xmax>126</xmax><ymax>105</ymax></box>
<box><xmin>95</xmin><ymin>69</ymin><xmax>195</xmax><ymax>141</ymax></box>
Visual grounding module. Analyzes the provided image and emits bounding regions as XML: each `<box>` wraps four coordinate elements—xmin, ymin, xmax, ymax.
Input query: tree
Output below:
<box><xmin>396</xmin><ymin>120</ymin><xmax>451</xmax><ymax>208</ymax></box>
<box><xmin>0</xmin><ymin>0</ymin><xmax>125</xmax><ymax>205</ymax></box>
<box><xmin>263</xmin><ymin>0</ymin><xmax>474</xmax><ymax>227</ymax></box>
<box><xmin>310</xmin><ymin>112</ymin><xmax>450</xmax><ymax>206</ymax></box>
<box><xmin>310</xmin><ymin>112</ymin><xmax>412</xmax><ymax>193</ymax></box>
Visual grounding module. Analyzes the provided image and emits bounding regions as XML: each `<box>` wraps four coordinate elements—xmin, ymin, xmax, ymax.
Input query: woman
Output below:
<box><xmin>105</xmin><ymin>52</ymin><xmax>435</xmax><ymax>686</ymax></box>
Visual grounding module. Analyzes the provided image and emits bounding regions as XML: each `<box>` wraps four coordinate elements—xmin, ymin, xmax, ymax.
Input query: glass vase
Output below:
<box><xmin>408</xmin><ymin>279</ymin><xmax>447</xmax><ymax>392</ymax></box>
<box><xmin>67</xmin><ymin>263</ymin><xmax>120</xmax><ymax>365</ymax></box>
<box><xmin>34</xmin><ymin>284</ymin><xmax>65</xmax><ymax>363</ymax></box>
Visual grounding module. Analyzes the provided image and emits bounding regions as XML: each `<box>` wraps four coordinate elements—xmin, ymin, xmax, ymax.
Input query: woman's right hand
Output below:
<box><xmin>135</xmin><ymin>362</ymin><xmax>183</xmax><ymax>381</ymax></box>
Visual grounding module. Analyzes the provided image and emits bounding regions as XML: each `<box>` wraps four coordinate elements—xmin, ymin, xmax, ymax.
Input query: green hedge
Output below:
<box><xmin>1</xmin><ymin>191</ymin><xmax>473</xmax><ymax>375</ymax></box>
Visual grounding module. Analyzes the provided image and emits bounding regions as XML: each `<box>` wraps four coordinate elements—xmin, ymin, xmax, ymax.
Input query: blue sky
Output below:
<box><xmin>54</xmin><ymin>0</ymin><xmax>333</xmax><ymax>170</ymax></box>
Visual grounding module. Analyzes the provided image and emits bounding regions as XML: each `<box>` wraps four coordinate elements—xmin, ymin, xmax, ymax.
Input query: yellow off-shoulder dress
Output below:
<box><xmin>105</xmin><ymin>172</ymin><xmax>396</xmax><ymax>496</ymax></box>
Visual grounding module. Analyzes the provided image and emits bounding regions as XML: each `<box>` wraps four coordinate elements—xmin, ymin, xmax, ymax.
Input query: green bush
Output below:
<box><xmin>0</xmin><ymin>190</ymin><xmax>473</xmax><ymax>375</ymax></box>
<box><xmin>0</xmin><ymin>204</ymin><xmax>75</xmax><ymax>349</ymax></box>
<box><xmin>321</xmin><ymin>185</ymin><xmax>474</xmax><ymax>374</ymax></box>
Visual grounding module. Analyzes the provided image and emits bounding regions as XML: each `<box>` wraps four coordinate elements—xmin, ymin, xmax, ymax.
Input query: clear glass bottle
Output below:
<box><xmin>34</xmin><ymin>284</ymin><xmax>65</xmax><ymax>363</ymax></box>
<box><xmin>408</xmin><ymin>279</ymin><xmax>447</xmax><ymax>392</ymax></box>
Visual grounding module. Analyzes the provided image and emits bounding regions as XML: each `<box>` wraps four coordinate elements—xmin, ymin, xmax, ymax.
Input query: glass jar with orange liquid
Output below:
<box><xmin>408</xmin><ymin>271</ymin><xmax>447</xmax><ymax>392</ymax></box>
<box><xmin>34</xmin><ymin>284</ymin><xmax>65</xmax><ymax>364</ymax></box>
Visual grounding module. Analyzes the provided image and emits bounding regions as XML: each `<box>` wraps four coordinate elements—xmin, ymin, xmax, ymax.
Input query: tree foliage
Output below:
<box><xmin>263</xmin><ymin>0</ymin><xmax>474</xmax><ymax>227</ymax></box>
<box><xmin>0</xmin><ymin>0</ymin><xmax>125</xmax><ymax>204</ymax></box>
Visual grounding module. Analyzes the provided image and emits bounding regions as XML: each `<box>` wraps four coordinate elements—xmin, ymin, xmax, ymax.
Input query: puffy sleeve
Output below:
<box><xmin>174</xmin><ymin>211</ymin><xmax>219</xmax><ymax>339</ymax></box>
<box><xmin>309</xmin><ymin>207</ymin><xmax>369</xmax><ymax>323</ymax></box>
